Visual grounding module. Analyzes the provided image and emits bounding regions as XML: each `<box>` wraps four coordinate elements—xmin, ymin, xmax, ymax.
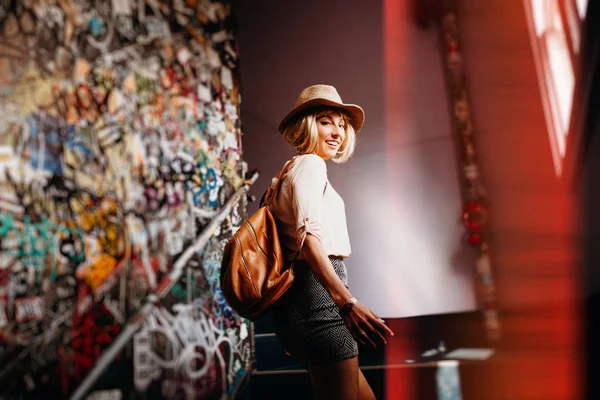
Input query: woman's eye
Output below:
<box><xmin>321</xmin><ymin>121</ymin><xmax>330</xmax><ymax>125</ymax></box>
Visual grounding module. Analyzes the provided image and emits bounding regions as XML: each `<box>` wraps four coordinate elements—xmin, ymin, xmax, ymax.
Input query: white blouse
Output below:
<box><xmin>269</xmin><ymin>154</ymin><xmax>351</xmax><ymax>261</ymax></box>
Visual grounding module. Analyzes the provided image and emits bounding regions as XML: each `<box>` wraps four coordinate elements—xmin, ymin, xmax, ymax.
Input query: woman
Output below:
<box><xmin>268</xmin><ymin>84</ymin><xmax>394</xmax><ymax>400</ymax></box>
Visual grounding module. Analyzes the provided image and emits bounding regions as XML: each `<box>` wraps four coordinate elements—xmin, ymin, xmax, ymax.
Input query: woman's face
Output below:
<box><xmin>315</xmin><ymin>112</ymin><xmax>346</xmax><ymax>161</ymax></box>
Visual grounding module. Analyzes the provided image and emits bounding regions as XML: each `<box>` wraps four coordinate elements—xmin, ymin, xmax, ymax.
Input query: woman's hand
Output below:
<box><xmin>342</xmin><ymin>301</ymin><xmax>395</xmax><ymax>349</ymax></box>
<box><xmin>298</xmin><ymin>236</ymin><xmax>393</xmax><ymax>347</ymax></box>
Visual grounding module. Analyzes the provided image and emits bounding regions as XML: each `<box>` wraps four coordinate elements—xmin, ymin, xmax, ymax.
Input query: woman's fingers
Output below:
<box><xmin>356</xmin><ymin>319</ymin><xmax>379</xmax><ymax>349</ymax></box>
<box><xmin>370</xmin><ymin>311</ymin><xmax>395</xmax><ymax>337</ymax></box>
<box><xmin>366</xmin><ymin>319</ymin><xmax>387</xmax><ymax>345</ymax></box>
<box><xmin>348</xmin><ymin>317</ymin><xmax>374</xmax><ymax>347</ymax></box>
<box><xmin>375</xmin><ymin>319</ymin><xmax>394</xmax><ymax>337</ymax></box>
<box><xmin>345</xmin><ymin>317</ymin><xmax>366</xmax><ymax>345</ymax></box>
<box><xmin>361</xmin><ymin>313</ymin><xmax>394</xmax><ymax>347</ymax></box>
<box><xmin>352</xmin><ymin>323</ymin><xmax>368</xmax><ymax>346</ymax></box>
<box><xmin>346</xmin><ymin>307</ymin><xmax>395</xmax><ymax>348</ymax></box>
<box><xmin>359</xmin><ymin>328</ymin><xmax>377</xmax><ymax>349</ymax></box>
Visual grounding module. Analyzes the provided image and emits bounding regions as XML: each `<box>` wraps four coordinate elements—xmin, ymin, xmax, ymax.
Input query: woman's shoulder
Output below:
<box><xmin>291</xmin><ymin>154</ymin><xmax>327</xmax><ymax>173</ymax></box>
<box><xmin>271</xmin><ymin>155</ymin><xmax>325</xmax><ymax>187</ymax></box>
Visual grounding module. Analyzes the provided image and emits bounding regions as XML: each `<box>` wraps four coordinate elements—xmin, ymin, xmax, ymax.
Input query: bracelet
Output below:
<box><xmin>339</xmin><ymin>297</ymin><xmax>357</xmax><ymax>317</ymax></box>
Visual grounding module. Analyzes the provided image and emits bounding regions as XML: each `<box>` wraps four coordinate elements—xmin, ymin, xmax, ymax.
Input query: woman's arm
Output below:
<box><xmin>289</xmin><ymin>155</ymin><xmax>393</xmax><ymax>346</ymax></box>
<box><xmin>301</xmin><ymin>234</ymin><xmax>352</xmax><ymax>308</ymax></box>
<box><xmin>301</xmin><ymin>234</ymin><xmax>394</xmax><ymax>348</ymax></box>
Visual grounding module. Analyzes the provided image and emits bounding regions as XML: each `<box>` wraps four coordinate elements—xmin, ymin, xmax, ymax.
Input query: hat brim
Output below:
<box><xmin>278</xmin><ymin>98</ymin><xmax>365</xmax><ymax>134</ymax></box>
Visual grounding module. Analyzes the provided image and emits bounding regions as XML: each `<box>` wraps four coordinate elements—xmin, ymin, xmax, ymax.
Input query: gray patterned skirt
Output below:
<box><xmin>271</xmin><ymin>256</ymin><xmax>359</xmax><ymax>366</ymax></box>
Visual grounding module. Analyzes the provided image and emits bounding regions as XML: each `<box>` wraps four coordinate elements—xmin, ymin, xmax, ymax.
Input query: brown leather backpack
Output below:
<box><xmin>220</xmin><ymin>158</ymin><xmax>299</xmax><ymax>321</ymax></box>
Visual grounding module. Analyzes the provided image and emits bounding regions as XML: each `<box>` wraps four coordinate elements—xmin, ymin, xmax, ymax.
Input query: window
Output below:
<box><xmin>576</xmin><ymin>0</ymin><xmax>588</xmax><ymax>20</ymax></box>
<box><xmin>524</xmin><ymin>0</ymin><xmax>586</xmax><ymax>176</ymax></box>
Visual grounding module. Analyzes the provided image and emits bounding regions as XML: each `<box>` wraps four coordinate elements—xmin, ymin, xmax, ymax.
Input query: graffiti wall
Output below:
<box><xmin>0</xmin><ymin>0</ymin><xmax>252</xmax><ymax>398</ymax></box>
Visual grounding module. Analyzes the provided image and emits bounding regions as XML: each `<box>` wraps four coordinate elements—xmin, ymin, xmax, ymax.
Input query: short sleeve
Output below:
<box><xmin>289</xmin><ymin>154</ymin><xmax>328</xmax><ymax>249</ymax></box>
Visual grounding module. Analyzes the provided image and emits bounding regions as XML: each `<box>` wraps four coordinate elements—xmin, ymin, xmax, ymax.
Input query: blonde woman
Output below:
<box><xmin>268</xmin><ymin>85</ymin><xmax>394</xmax><ymax>400</ymax></box>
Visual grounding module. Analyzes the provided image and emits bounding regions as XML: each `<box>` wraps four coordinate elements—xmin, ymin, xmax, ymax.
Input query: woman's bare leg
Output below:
<box><xmin>309</xmin><ymin>356</ymin><xmax>360</xmax><ymax>400</ymax></box>
<box><xmin>358</xmin><ymin>368</ymin><xmax>377</xmax><ymax>400</ymax></box>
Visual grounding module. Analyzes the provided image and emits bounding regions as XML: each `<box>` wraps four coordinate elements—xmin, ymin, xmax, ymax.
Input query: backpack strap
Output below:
<box><xmin>262</xmin><ymin>156</ymin><xmax>298</xmax><ymax>208</ymax></box>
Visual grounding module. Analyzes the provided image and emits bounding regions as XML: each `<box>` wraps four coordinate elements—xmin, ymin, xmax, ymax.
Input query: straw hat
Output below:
<box><xmin>278</xmin><ymin>84</ymin><xmax>365</xmax><ymax>134</ymax></box>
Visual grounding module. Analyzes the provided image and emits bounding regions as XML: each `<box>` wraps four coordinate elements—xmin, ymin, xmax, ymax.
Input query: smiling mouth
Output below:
<box><xmin>325</xmin><ymin>140</ymin><xmax>339</xmax><ymax>147</ymax></box>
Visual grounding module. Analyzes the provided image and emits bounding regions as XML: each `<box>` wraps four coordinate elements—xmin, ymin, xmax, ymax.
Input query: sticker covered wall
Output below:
<box><xmin>0</xmin><ymin>0</ymin><xmax>251</xmax><ymax>398</ymax></box>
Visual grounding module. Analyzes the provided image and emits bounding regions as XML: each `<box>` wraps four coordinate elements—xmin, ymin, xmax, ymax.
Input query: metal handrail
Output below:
<box><xmin>71</xmin><ymin>171</ymin><xmax>259</xmax><ymax>400</ymax></box>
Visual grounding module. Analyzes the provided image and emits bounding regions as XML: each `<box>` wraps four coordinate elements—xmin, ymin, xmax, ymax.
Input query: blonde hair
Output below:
<box><xmin>281</xmin><ymin>107</ymin><xmax>356</xmax><ymax>163</ymax></box>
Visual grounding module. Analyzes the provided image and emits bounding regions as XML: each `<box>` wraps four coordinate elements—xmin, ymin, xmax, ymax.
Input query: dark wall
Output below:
<box><xmin>233</xmin><ymin>0</ymin><xmax>385</xmax><ymax>194</ymax></box>
<box><xmin>579</xmin><ymin>1</ymin><xmax>599</xmax><ymax>398</ymax></box>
